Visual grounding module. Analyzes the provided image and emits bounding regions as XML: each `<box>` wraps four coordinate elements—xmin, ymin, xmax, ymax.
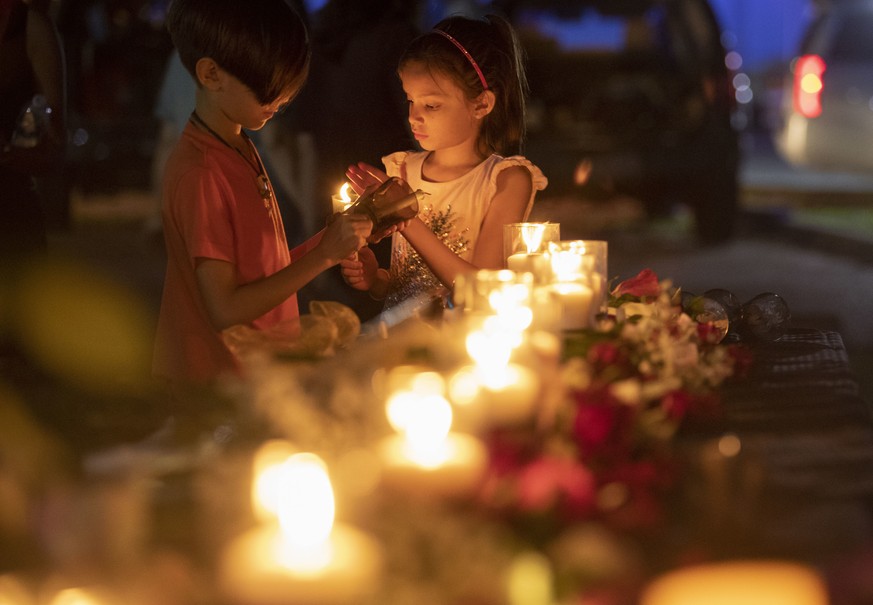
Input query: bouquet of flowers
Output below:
<box><xmin>466</xmin><ymin>269</ymin><xmax>751</xmax><ymax>600</ymax></box>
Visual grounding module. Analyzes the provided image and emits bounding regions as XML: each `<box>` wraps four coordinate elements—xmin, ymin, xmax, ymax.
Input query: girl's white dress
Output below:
<box><xmin>382</xmin><ymin>150</ymin><xmax>548</xmax><ymax>308</ymax></box>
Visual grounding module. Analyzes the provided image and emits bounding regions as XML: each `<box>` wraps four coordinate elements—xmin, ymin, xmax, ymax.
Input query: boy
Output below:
<box><xmin>153</xmin><ymin>0</ymin><xmax>372</xmax><ymax>388</ymax></box>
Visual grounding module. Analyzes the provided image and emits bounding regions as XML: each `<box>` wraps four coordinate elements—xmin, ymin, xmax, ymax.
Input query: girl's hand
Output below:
<box><xmin>346</xmin><ymin>162</ymin><xmax>389</xmax><ymax>195</ymax></box>
<box><xmin>319</xmin><ymin>213</ymin><xmax>372</xmax><ymax>264</ymax></box>
<box><xmin>340</xmin><ymin>246</ymin><xmax>379</xmax><ymax>290</ymax></box>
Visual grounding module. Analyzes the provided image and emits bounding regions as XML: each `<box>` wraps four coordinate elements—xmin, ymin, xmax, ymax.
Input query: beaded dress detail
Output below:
<box><xmin>385</xmin><ymin>203</ymin><xmax>470</xmax><ymax>308</ymax></box>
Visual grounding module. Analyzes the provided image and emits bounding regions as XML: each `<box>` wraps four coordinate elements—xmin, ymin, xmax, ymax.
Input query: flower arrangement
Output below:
<box><xmin>478</xmin><ymin>269</ymin><xmax>746</xmax><ymax>528</ymax></box>
<box><xmin>234</xmin><ymin>269</ymin><xmax>751</xmax><ymax>605</ymax></box>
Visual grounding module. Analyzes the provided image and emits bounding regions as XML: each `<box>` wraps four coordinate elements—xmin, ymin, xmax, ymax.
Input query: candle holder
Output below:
<box><xmin>503</xmin><ymin>222</ymin><xmax>560</xmax><ymax>282</ymax></box>
<box><xmin>343</xmin><ymin>177</ymin><xmax>425</xmax><ymax>233</ymax></box>
<box><xmin>452</xmin><ymin>269</ymin><xmax>534</xmax><ymax>319</ymax></box>
<box><xmin>545</xmin><ymin>240</ymin><xmax>608</xmax><ymax>331</ymax></box>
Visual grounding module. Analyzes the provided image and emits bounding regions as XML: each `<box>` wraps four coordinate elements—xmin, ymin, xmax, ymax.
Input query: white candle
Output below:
<box><xmin>550</xmin><ymin>282</ymin><xmax>594</xmax><ymax>330</ymax></box>
<box><xmin>377</xmin><ymin>387</ymin><xmax>487</xmax><ymax>498</ymax></box>
<box><xmin>449</xmin><ymin>363</ymin><xmax>540</xmax><ymax>426</ymax></box>
<box><xmin>507</xmin><ymin>252</ymin><xmax>550</xmax><ymax>282</ymax></box>
<box><xmin>220</xmin><ymin>450</ymin><xmax>382</xmax><ymax>605</ymax></box>
<box><xmin>377</xmin><ymin>432</ymin><xmax>487</xmax><ymax>498</ymax></box>
<box><xmin>331</xmin><ymin>183</ymin><xmax>356</xmax><ymax>214</ymax></box>
<box><xmin>220</xmin><ymin>523</ymin><xmax>382</xmax><ymax>605</ymax></box>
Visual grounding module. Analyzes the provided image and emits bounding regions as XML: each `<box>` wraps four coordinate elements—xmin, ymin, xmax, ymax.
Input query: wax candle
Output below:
<box><xmin>377</xmin><ymin>385</ymin><xmax>487</xmax><ymax>498</ymax></box>
<box><xmin>449</xmin><ymin>363</ymin><xmax>540</xmax><ymax>426</ymax></box>
<box><xmin>220</xmin><ymin>450</ymin><xmax>382</xmax><ymax>605</ymax></box>
<box><xmin>503</xmin><ymin>223</ymin><xmax>560</xmax><ymax>283</ymax></box>
<box><xmin>550</xmin><ymin>282</ymin><xmax>594</xmax><ymax>330</ymax></box>
<box><xmin>507</xmin><ymin>252</ymin><xmax>550</xmax><ymax>280</ymax></box>
<box><xmin>331</xmin><ymin>183</ymin><xmax>356</xmax><ymax>214</ymax></box>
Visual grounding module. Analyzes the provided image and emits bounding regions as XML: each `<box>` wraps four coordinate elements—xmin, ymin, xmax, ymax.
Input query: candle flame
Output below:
<box><xmin>387</xmin><ymin>391</ymin><xmax>454</xmax><ymax>468</ymax></box>
<box><xmin>252</xmin><ymin>448</ymin><xmax>336</xmax><ymax>571</ymax></box>
<box><xmin>520</xmin><ymin>223</ymin><xmax>547</xmax><ymax>254</ymax></box>
<box><xmin>549</xmin><ymin>241</ymin><xmax>586</xmax><ymax>281</ymax></box>
<box><xmin>340</xmin><ymin>182</ymin><xmax>353</xmax><ymax>203</ymax></box>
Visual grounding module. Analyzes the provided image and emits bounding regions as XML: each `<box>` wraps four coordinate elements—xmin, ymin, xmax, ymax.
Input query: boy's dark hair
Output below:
<box><xmin>399</xmin><ymin>14</ymin><xmax>527</xmax><ymax>157</ymax></box>
<box><xmin>166</xmin><ymin>0</ymin><xmax>310</xmax><ymax>106</ymax></box>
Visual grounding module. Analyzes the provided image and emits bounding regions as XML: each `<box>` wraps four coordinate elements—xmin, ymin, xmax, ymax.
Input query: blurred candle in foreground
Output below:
<box><xmin>220</xmin><ymin>447</ymin><xmax>382</xmax><ymax>605</ymax></box>
<box><xmin>377</xmin><ymin>369</ymin><xmax>486</xmax><ymax>498</ymax></box>
<box><xmin>640</xmin><ymin>560</ymin><xmax>828</xmax><ymax>605</ymax></box>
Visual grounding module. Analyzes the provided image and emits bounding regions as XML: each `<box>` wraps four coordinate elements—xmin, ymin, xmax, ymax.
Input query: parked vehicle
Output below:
<box><xmin>775</xmin><ymin>0</ymin><xmax>873</xmax><ymax>173</ymax></box>
<box><xmin>512</xmin><ymin>0</ymin><xmax>740</xmax><ymax>243</ymax></box>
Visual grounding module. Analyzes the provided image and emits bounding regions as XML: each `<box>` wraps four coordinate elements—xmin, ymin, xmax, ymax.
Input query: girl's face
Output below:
<box><xmin>400</xmin><ymin>61</ymin><xmax>482</xmax><ymax>153</ymax></box>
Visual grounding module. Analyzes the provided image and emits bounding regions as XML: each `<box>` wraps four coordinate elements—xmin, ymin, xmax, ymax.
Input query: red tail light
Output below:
<box><xmin>793</xmin><ymin>54</ymin><xmax>826</xmax><ymax>118</ymax></box>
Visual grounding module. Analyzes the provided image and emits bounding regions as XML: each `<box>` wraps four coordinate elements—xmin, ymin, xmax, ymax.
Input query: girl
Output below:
<box><xmin>340</xmin><ymin>14</ymin><xmax>547</xmax><ymax>309</ymax></box>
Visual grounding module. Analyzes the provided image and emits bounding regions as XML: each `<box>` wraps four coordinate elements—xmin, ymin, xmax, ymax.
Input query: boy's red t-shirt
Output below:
<box><xmin>153</xmin><ymin>122</ymin><xmax>297</xmax><ymax>385</ymax></box>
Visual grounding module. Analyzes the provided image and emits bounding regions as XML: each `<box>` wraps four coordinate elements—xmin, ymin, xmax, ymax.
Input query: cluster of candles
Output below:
<box><xmin>502</xmin><ymin>222</ymin><xmax>607</xmax><ymax>332</ymax></box>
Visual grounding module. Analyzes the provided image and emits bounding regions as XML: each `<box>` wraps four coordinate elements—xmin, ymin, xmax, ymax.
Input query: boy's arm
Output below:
<box><xmin>290</xmin><ymin>228</ymin><xmax>325</xmax><ymax>262</ymax></box>
<box><xmin>196</xmin><ymin>215</ymin><xmax>371</xmax><ymax>330</ymax></box>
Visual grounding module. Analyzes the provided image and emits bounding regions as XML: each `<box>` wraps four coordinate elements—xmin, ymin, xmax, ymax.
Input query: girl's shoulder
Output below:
<box><xmin>487</xmin><ymin>155</ymin><xmax>549</xmax><ymax>192</ymax></box>
<box><xmin>382</xmin><ymin>150</ymin><xmax>428</xmax><ymax>177</ymax></box>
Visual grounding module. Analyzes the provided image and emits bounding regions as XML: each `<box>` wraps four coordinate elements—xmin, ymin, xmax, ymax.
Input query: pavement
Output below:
<box><xmin>44</xmin><ymin>130</ymin><xmax>873</xmax><ymax>401</ymax></box>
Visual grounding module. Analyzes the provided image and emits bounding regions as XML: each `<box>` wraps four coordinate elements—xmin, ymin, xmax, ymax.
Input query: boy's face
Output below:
<box><xmin>215</xmin><ymin>67</ymin><xmax>294</xmax><ymax>131</ymax></box>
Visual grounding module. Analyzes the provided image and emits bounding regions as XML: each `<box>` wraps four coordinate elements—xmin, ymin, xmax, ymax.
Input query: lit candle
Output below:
<box><xmin>331</xmin><ymin>183</ymin><xmax>356</xmax><ymax>214</ymax></box>
<box><xmin>504</xmin><ymin>223</ymin><xmax>560</xmax><ymax>283</ymax></box>
<box><xmin>377</xmin><ymin>380</ymin><xmax>487</xmax><ymax>498</ymax></box>
<box><xmin>220</xmin><ymin>448</ymin><xmax>382</xmax><ymax>605</ymax></box>
<box><xmin>448</xmin><ymin>362</ymin><xmax>540</xmax><ymax>426</ymax></box>
<box><xmin>450</xmin><ymin>326</ymin><xmax>541</xmax><ymax>426</ymax></box>
<box><xmin>640</xmin><ymin>560</ymin><xmax>828</xmax><ymax>605</ymax></box>
<box><xmin>550</xmin><ymin>282</ymin><xmax>594</xmax><ymax>331</ymax></box>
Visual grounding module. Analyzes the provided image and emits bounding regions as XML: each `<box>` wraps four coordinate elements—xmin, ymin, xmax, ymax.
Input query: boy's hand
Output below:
<box><xmin>340</xmin><ymin>246</ymin><xmax>379</xmax><ymax>291</ymax></box>
<box><xmin>368</xmin><ymin>218</ymin><xmax>411</xmax><ymax>244</ymax></box>
<box><xmin>320</xmin><ymin>213</ymin><xmax>372</xmax><ymax>264</ymax></box>
<box><xmin>346</xmin><ymin>162</ymin><xmax>388</xmax><ymax>195</ymax></box>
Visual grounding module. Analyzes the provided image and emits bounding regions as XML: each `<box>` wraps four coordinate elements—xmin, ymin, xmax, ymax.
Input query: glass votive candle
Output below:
<box><xmin>548</xmin><ymin>239</ymin><xmax>608</xmax><ymax>312</ymax></box>
<box><xmin>453</xmin><ymin>269</ymin><xmax>535</xmax><ymax>320</ymax></box>
<box><xmin>545</xmin><ymin>240</ymin><xmax>609</xmax><ymax>330</ymax></box>
<box><xmin>503</xmin><ymin>222</ymin><xmax>560</xmax><ymax>282</ymax></box>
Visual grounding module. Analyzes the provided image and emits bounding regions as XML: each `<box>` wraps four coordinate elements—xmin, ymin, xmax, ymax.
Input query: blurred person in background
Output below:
<box><xmin>0</xmin><ymin>0</ymin><xmax>66</xmax><ymax>266</ymax></box>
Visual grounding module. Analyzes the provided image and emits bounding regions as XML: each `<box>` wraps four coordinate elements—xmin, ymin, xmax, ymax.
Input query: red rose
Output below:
<box><xmin>516</xmin><ymin>455</ymin><xmax>596</xmax><ymax>514</ymax></box>
<box><xmin>573</xmin><ymin>390</ymin><xmax>632</xmax><ymax>458</ymax></box>
<box><xmin>611</xmin><ymin>269</ymin><xmax>661</xmax><ymax>299</ymax></box>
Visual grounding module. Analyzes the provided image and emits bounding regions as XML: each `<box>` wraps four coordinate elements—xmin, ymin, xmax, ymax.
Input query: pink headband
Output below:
<box><xmin>433</xmin><ymin>29</ymin><xmax>489</xmax><ymax>90</ymax></box>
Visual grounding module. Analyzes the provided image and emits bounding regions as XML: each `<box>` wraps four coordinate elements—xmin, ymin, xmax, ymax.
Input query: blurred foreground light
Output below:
<box><xmin>0</xmin><ymin>573</ymin><xmax>35</xmax><ymax>605</ymax></box>
<box><xmin>11</xmin><ymin>258</ymin><xmax>153</xmax><ymax>394</ymax></box>
<box><xmin>641</xmin><ymin>560</ymin><xmax>828</xmax><ymax>605</ymax></box>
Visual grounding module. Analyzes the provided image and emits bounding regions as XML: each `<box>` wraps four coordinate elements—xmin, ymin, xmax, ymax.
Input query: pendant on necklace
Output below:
<box><xmin>257</xmin><ymin>174</ymin><xmax>272</xmax><ymax>207</ymax></box>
